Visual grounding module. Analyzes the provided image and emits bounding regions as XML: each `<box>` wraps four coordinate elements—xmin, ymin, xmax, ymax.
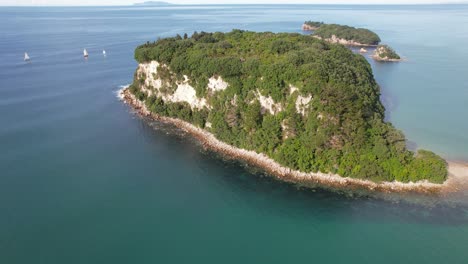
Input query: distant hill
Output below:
<box><xmin>134</xmin><ymin>1</ymin><xmax>173</xmax><ymax>6</ymax></box>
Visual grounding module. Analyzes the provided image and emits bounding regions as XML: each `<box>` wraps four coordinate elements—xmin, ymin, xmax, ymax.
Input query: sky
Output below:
<box><xmin>0</xmin><ymin>0</ymin><xmax>460</xmax><ymax>6</ymax></box>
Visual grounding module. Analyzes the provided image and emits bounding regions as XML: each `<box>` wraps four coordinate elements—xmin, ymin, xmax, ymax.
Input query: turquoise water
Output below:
<box><xmin>1</xmin><ymin>5</ymin><xmax>468</xmax><ymax>263</ymax></box>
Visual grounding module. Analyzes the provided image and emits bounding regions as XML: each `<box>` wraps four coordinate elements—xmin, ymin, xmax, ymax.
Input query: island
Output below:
<box><xmin>302</xmin><ymin>21</ymin><xmax>381</xmax><ymax>46</ymax></box>
<box><xmin>122</xmin><ymin>30</ymin><xmax>447</xmax><ymax>192</ymax></box>
<box><xmin>373</xmin><ymin>44</ymin><xmax>402</xmax><ymax>62</ymax></box>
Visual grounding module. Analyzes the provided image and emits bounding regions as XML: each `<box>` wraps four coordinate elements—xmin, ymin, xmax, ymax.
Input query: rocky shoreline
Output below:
<box><xmin>372</xmin><ymin>44</ymin><xmax>403</xmax><ymax>62</ymax></box>
<box><xmin>120</xmin><ymin>87</ymin><xmax>467</xmax><ymax>194</ymax></box>
<box><xmin>372</xmin><ymin>54</ymin><xmax>403</xmax><ymax>62</ymax></box>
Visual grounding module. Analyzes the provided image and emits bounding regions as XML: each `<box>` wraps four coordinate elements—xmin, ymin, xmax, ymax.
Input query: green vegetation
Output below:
<box><xmin>374</xmin><ymin>44</ymin><xmax>401</xmax><ymax>60</ymax></box>
<box><xmin>303</xmin><ymin>21</ymin><xmax>324</xmax><ymax>28</ymax></box>
<box><xmin>311</xmin><ymin>23</ymin><xmax>381</xmax><ymax>45</ymax></box>
<box><xmin>132</xmin><ymin>30</ymin><xmax>447</xmax><ymax>183</ymax></box>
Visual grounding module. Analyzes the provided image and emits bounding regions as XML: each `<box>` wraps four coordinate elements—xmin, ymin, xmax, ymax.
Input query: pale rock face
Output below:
<box><xmin>373</xmin><ymin>46</ymin><xmax>389</xmax><ymax>60</ymax></box>
<box><xmin>289</xmin><ymin>84</ymin><xmax>299</xmax><ymax>95</ymax></box>
<box><xmin>281</xmin><ymin>119</ymin><xmax>291</xmax><ymax>140</ymax></box>
<box><xmin>314</xmin><ymin>35</ymin><xmax>368</xmax><ymax>46</ymax></box>
<box><xmin>296</xmin><ymin>95</ymin><xmax>312</xmax><ymax>116</ymax></box>
<box><xmin>230</xmin><ymin>94</ymin><xmax>238</xmax><ymax>106</ymax></box>
<box><xmin>138</xmin><ymin>61</ymin><xmax>310</xmax><ymax>113</ymax></box>
<box><xmin>167</xmin><ymin>83</ymin><xmax>207</xmax><ymax>109</ymax></box>
<box><xmin>256</xmin><ymin>90</ymin><xmax>283</xmax><ymax>115</ymax></box>
<box><xmin>290</xmin><ymin>85</ymin><xmax>312</xmax><ymax>115</ymax></box>
<box><xmin>208</xmin><ymin>76</ymin><xmax>229</xmax><ymax>92</ymax></box>
<box><xmin>302</xmin><ymin>23</ymin><xmax>319</xmax><ymax>31</ymax></box>
<box><xmin>139</xmin><ymin>61</ymin><xmax>163</xmax><ymax>90</ymax></box>
<box><xmin>372</xmin><ymin>46</ymin><xmax>401</xmax><ymax>62</ymax></box>
<box><xmin>138</xmin><ymin>61</ymin><xmax>208</xmax><ymax>110</ymax></box>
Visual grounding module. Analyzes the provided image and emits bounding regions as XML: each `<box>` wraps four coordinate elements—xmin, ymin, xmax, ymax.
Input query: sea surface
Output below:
<box><xmin>1</xmin><ymin>4</ymin><xmax>468</xmax><ymax>264</ymax></box>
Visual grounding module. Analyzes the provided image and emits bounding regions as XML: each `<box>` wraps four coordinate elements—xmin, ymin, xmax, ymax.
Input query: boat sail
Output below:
<box><xmin>83</xmin><ymin>49</ymin><xmax>88</xmax><ymax>58</ymax></box>
<box><xmin>24</xmin><ymin>52</ymin><xmax>30</xmax><ymax>61</ymax></box>
<box><xmin>102</xmin><ymin>50</ymin><xmax>106</xmax><ymax>56</ymax></box>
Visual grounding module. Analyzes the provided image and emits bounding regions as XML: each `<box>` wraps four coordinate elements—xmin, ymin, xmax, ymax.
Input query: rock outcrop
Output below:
<box><xmin>372</xmin><ymin>45</ymin><xmax>402</xmax><ymax>62</ymax></box>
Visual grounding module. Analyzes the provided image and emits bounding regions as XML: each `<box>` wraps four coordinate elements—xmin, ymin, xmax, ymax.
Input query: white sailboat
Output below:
<box><xmin>83</xmin><ymin>49</ymin><xmax>89</xmax><ymax>58</ymax></box>
<box><xmin>24</xmin><ymin>52</ymin><xmax>30</xmax><ymax>61</ymax></box>
<box><xmin>102</xmin><ymin>50</ymin><xmax>106</xmax><ymax>56</ymax></box>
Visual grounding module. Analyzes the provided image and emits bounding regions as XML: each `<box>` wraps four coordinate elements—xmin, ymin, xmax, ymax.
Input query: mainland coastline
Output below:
<box><xmin>120</xmin><ymin>87</ymin><xmax>468</xmax><ymax>194</ymax></box>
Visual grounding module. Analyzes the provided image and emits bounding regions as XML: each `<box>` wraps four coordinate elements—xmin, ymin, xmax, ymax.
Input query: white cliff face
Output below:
<box><xmin>289</xmin><ymin>85</ymin><xmax>312</xmax><ymax>115</ymax></box>
<box><xmin>256</xmin><ymin>90</ymin><xmax>283</xmax><ymax>115</ymax></box>
<box><xmin>208</xmin><ymin>76</ymin><xmax>229</xmax><ymax>92</ymax></box>
<box><xmin>296</xmin><ymin>95</ymin><xmax>312</xmax><ymax>116</ymax></box>
<box><xmin>168</xmin><ymin>83</ymin><xmax>207</xmax><ymax>109</ymax></box>
<box><xmin>137</xmin><ymin>61</ymin><xmax>208</xmax><ymax>110</ymax></box>
<box><xmin>137</xmin><ymin>61</ymin><xmax>312</xmax><ymax>114</ymax></box>
<box><xmin>139</xmin><ymin>61</ymin><xmax>163</xmax><ymax>90</ymax></box>
<box><xmin>314</xmin><ymin>35</ymin><xmax>371</xmax><ymax>46</ymax></box>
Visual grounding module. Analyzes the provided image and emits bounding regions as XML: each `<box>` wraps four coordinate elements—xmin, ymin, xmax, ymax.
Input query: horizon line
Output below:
<box><xmin>1</xmin><ymin>2</ymin><xmax>467</xmax><ymax>7</ymax></box>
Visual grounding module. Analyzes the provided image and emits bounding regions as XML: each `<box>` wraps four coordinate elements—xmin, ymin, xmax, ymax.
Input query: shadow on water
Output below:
<box><xmin>132</xmin><ymin>109</ymin><xmax>468</xmax><ymax>227</ymax></box>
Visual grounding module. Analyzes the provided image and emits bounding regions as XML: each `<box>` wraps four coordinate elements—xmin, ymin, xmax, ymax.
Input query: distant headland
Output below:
<box><xmin>302</xmin><ymin>21</ymin><xmax>402</xmax><ymax>61</ymax></box>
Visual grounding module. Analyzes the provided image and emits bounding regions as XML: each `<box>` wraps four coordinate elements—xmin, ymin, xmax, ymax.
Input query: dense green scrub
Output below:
<box><xmin>303</xmin><ymin>21</ymin><xmax>324</xmax><ymax>28</ymax></box>
<box><xmin>306</xmin><ymin>22</ymin><xmax>381</xmax><ymax>45</ymax></box>
<box><xmin>131</xmin><ymin>30</ymin><xmax>447</xmax><ymax>183</ymax></box>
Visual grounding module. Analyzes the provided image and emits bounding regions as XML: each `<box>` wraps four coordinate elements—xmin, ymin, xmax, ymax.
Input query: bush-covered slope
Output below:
<box><xmin>132</xmin><ymin>30</ymin><xmax>447</xmax><ymax>183</ymax></box>
<box><xmin>309</xmin><ymin>23</ymin><xmax>381</xmax><ymax>45</ymax></box>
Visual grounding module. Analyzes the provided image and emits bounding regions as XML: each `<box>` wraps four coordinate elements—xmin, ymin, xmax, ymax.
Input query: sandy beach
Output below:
<box><xmin>120</xmin><ymin>87</ymin><xmax>468</xmax><ymax>194</ymax></box>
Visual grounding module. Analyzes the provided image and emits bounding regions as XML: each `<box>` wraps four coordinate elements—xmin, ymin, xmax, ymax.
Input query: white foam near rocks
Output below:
<box><xmin>116</xmin><ymin>85</ymin><xmax>130</xmax><ymax>101</ymax></box>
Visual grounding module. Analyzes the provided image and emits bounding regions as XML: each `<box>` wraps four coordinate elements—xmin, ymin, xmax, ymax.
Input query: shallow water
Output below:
<box><xmin>1</xmin><ymin>4</ymin><xmax>468</xmax><ymax>263</ymax></box>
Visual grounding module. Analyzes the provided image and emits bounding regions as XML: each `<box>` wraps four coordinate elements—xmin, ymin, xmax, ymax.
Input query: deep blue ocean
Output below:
<box><xmin>1</xmin><ymin>4</ymin><xmax>468</xmax><ymax>263</ymax></box>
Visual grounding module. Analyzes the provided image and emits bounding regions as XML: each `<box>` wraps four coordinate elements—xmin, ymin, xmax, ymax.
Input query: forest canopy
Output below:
<box><xmin>304</xmin><ymin>21</ymin><xmax>324</xmax><ymax>28</ymax></box>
